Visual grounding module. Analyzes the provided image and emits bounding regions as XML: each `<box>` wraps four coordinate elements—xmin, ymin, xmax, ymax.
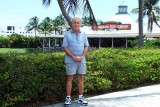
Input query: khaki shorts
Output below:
<box><xmin>66</xmin><ymin>63</ymin><xmax>86</xmax><ymax>75</ymax></box>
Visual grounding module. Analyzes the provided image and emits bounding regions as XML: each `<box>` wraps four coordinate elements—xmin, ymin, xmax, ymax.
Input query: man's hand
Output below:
<box><xmin>73</xmin><ymin>56</ymin><xmax>83</xmax><ymax>62</ymax></box>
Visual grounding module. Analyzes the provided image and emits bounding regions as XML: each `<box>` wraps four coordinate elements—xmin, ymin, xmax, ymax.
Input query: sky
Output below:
<box><xmin>0</xmin><ymin>0</ymin><xmax>139</xmax><ymax>28</ymax></box>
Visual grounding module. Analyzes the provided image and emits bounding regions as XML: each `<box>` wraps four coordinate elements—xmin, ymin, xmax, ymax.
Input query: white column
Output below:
<box><xmin>126</xmin><ymin>38</ymin><xmax>128</xmax><ymax>48</ymax></box>
<box><xmin>43</xmin><ymin>38</ymin><xmax>45</xmax><ymax>52</ymax></box>
<box><xmin>99</xmin><ymin>38</ymin><xmax>101</xmax><ymax>48</ymax></box>
<box><xmin>48</xmin><ymin>38</ymin><xmax>51</xmax><ymax>52</ymax></box>
<box><xmin>112</xmin><ymin>38</ymin><xmax>114</xmax><ymax>48</ymax></box>
<box><xmin>55</xmin><ymin>38</ymin><xmax>57</xmax><ymax>47</ymax></box>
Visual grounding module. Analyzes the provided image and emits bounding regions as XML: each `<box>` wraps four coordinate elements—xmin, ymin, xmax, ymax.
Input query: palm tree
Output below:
<box><xmin>131</xmin><ymin>0</ymin><xmax>160</xmax><ymax>33</ymax></box>
<box><xmin>84</xmin><ymin>0</ymin><xmax>97</xmax><ymax>26</ymax></box>
<box><xmin>156</xmin><ymin>16</ymin><xmax>160</xmax><ymax>21</ymax></box>
<box><xmin>43</xmin><ymin>0</ymin><xmax>72</xmax><ymax>27</ymax></box>
<box><xmin>25</xmin><ymin>16</ymin><xmax>39</xmax><ymax>36</ymax></box>
<box><xmin>42</xmin><ymin>0</ymin><xmax>97</xmax><ymax>27</ymax></box>
<box><xmin>82</xmin><ymin>17</ymin><xmax>91</xmax><ymax>26</ymax></box>
<box><xmin>97</xmin><ymin>20</ymin><xmax>104</xmax><ymax>25</ymax></box>
<box><xmin>52</xmin><ymin>14</ymin><xmax>66</xmax><ymax>35</ymax></box>
<box><xmin>25</xmin><ymin>16</ymin><xmax>39</xmax><ymax>47</ymax></box>
<box><xmin>38</xmin><ymin>17</ymin><xmax>52</xmax><ymax>36</ymax></box>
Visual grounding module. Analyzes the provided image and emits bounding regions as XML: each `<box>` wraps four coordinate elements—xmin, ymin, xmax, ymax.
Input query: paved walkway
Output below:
<box><xmin>43</xmin><ymin>84</ymin><xmax>160</xmax><ymax>107</ymax></box>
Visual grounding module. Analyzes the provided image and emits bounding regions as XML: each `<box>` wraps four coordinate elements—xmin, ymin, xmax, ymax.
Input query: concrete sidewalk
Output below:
<box><xmin>43</xmin><ymin>84</ymin><xmax>160</xmax><ymax>107</ymax></box>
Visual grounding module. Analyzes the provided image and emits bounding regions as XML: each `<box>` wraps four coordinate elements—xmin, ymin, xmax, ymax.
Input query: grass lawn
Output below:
<box><xmin>0</xmin><ymin>48</ymin><xmax>42</xmax><ymax>56</ymax></box>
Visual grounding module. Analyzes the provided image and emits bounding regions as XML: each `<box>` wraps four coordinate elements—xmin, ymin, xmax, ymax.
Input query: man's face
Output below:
<box><xmin>72</xmin><ymin>18</ymin><xmax>81</xmax><ymax>32</ymax></box>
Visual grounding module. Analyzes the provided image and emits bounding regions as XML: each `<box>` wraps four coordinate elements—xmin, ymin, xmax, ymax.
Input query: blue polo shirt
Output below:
<box><xmin>62</xmin><ymin>29</ymin><xmax>89</xmax><ymax>63</ymax></box>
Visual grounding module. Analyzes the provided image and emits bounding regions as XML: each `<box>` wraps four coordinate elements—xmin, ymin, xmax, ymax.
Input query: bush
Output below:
<box><xmin>144</xmin><ymin>38</ymin><xmax>160</xmax><ymax>47</ymax></box>
<box><xmin>86</xmin><ymin>48</ymin><xmax>160</xmax><ymax>90</ymax></box>
<box><xmin>0</xmin><ymin>36</ymin><xmax>10</xmax><ymax>48</ymax></box>
<box><xmin>0</xmin><ymin>34</ymin><xmax>42</xmax><ymax>48</ymax></box>
<box><xmin>0</xmin><ymin>47</ymin><xmax>160</xmax><ymax>106</ymax></box>
<box><xmin>0</xmin><ymin>53</ymin><xmax>66</xmax><ymax>106</ymax></box>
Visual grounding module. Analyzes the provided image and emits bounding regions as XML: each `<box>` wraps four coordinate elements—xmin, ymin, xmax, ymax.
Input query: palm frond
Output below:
<box><xmin>152</xmin><ymin>12</ymin><xmax>160</xmax><ymax>28</ymax></box>
<box><xmin>147</xmin><ymin>0</ymin><xmax>160</xmax><ymax>5</ymax></box>
<box><xmin>130</xmin><ymin>8</ymin><xmax>139</xmax><ymax>14</ymax></box>
<box><xmin>81</xmin><ymin>0</ymin><xmax>97</xmax><ymax>25</ymax></box>
<box><xmin>154</xmin><ymin>6</ymin><xmax>160</xmax><ymax>14</ymax></box>
<box><xmin>63</xmin><ymin>0</ymin><xmax>80</xmax><ymax>16</ymax></box>
<box><xmin>25</xmin><ymin>16</ymin><xmax>39</xmax><ymax>31</ymax></box>
<box><xmin>156</xmin><ymin>16</ymin><xmax>160</xmax><ymax>21</ymax></box>
<box><xmin>42</xmin><ymin>0</ymin><xmax>51</xmax><ymax>6</ymax></box>
<box><xmin>148</xmin><ymin>10</ymin><xmax>160</xmax><ymax>33</ymax></box>
<box><xmin>63</xmin><ymin>0</ymin><xmax>97</xmax><ymax>26</ymax></box>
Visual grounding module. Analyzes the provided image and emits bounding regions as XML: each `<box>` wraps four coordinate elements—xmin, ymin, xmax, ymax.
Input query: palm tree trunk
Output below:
<box><xmin>57</xmin><ymin>0</ymin><xmax>72</xmax><ymax>27</ymax></box>
<box><xmin>138</xmin><ymin>0</ymin><xmax>144</xmax><ymax>47</ymax></box>
<box><xmin>86</xmin><ymin>0</ymin><xmax>97</xmax><ymax>27</ymax></box>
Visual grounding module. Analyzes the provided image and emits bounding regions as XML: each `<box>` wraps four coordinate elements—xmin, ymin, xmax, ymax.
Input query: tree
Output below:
<box><xmin>39</xmin><ymin>17</ymin><xmax>52</xmax><ymax>36</ymax></box>
<box><xmin>97</xmin><ymin>20</ymin><xmax>104</xmax><ymax>25</ymax></box>
<box><xmin>131</xmin><ymin>0</ymin><xmax>160</xmax><ymax>33</ymax></box>
<box><xmin>156</xmin><ymin>16</ymin><xmax>160</xmax><ymax>21</ymax></box>
<box><xmin>81</xmin><ymin>17</ymin><xmax>92</xmax><ymax>26</ymax></box>
<box><xmin>52</xmin><ymin>14</ymin><xmax>66</xmax><ymax>35</ymax></box>
<box><xmin>25</xmin><ymin>16</ymin><xmax>39</xmax><ymax>36</ymax></box>
<box><xmin>25</xmin><ymin>16</ymin><xmax>39</xmax><ymax>47</ymax></box>
<box><xmin>42</xmin><ymin>0</ymin><xmax>97</xmax><ymax>27</ymax></box>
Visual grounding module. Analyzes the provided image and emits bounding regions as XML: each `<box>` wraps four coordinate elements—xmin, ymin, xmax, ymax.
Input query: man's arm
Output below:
<box><xmin>63</xmin><ymin>47</ymin><xmax>75</xmax><ymax>60</ymax></box>
<box><xmin>82</xmin><ymin>33</ymin><xmax>89</xmax><ymax>57</ymax></box>
<box><xmin>63</xmin><ymin>47</ymin><xmax>81</xmax><ymax>62</ymax></box>
<box><xmin>81</xmin><ymin>47</ymin><xmax>89</xmax><ymax>57</ymax></box>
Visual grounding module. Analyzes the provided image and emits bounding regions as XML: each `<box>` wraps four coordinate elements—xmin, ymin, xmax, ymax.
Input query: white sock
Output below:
<box><xmin>66</xmin><ymin>96</ymin><xmax>70</xmax><ymax>98</ymax></box>
<box><xmin>79</xmin><ymin>95</ymin><xmax>83</xmax><ymax>98</ymax></box>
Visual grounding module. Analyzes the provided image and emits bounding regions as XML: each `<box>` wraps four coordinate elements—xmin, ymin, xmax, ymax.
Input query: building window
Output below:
<box><xmin>7</xmin><ymin>26</ymin><xmax>12</xmax><ymax>30</ymax></box>
<box><xmin>7</xmin><ymin>26</ymin><xmax>15</xmax><ymax>30</ymax></box>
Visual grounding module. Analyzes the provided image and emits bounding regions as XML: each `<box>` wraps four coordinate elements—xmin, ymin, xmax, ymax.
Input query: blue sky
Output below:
<box><xmin>0</xmin><ymin>0</ymin><xmax>139</xmax><ymax>27</ymax></box>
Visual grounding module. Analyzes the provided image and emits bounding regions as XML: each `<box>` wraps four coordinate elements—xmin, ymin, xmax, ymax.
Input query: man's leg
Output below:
<box><xmin>78</xmin><ymin>74</ymin><xmax>83</xmax><ymax>95</ymax></box>
<box><xmin>64</xmin><ymin>75</ymin><xmax>74</xmax><ymax>106</ymax></box>
<box><xmin>65</xmin><ymin>63</ymin><xmax>77</xmax><ymax>106</ymax></box>
<box><xmin>66</xmin><ymin>75</ymin><xmax>74</xmax><ymax>96</ymax></box>
<box><xmin>77</xmin><ymin>74</ymin><xmax>88</xmax><ymax>105</ymax></box>
<box><xmin>77</xmin><ymin>63</ymin><xmax>88</xmax><ymax>105</ymax></box>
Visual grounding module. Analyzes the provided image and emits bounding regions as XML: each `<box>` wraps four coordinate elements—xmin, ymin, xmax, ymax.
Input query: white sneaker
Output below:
<box><xmin>64</xmin><ymin>97</ymin><xmax>71</xmax><ymax>106</ymax></box>
<box><xmin>78</xmin><ymin>96</ymin><xmax>88</xmax><ymax>106</ymax></box>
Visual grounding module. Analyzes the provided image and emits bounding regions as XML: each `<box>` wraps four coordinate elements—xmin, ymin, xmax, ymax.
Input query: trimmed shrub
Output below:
<box><xmin>0</xmin><ymin>47</ymin><xmax>160</xmax><ymax>106</ymax></box>
<box><xmin>144</xmin><ymin>38</ymin><xmax>160</xmax><ymax>47</ymax></box>
<box><xmin>0</xmin><ymin>34</ymin><xmax>42</xmax><ymax>48</ymax></box>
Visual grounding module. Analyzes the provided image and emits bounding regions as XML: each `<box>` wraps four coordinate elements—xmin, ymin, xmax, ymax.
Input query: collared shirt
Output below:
<box><xmin>62</xmin><ymin>29</ymin><xmax>89</xmax><ymax>63</ymax></box>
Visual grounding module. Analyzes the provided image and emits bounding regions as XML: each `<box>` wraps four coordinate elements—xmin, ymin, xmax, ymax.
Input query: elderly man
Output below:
<box><xmin>62</xmin><ymin>17</ymin><xmax>89</xmax><ymax>106</ymax></box>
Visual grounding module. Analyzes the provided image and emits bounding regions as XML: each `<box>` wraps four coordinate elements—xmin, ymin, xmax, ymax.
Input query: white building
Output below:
<box><xmin>0</xmin><ymin>25</ymin><xmax>36</xmax><ymax>36</ymax></box>
<box><xmin>81</xmin><ymin>2</ymin><xmax>160</xmax><ymax>34</ymax></box>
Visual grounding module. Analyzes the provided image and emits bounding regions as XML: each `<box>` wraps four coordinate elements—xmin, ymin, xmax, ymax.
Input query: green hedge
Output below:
<box><xmin>0</xmin><ymin>34</ymin><xmax>42</xmax><ymax>48</ymax></box>
<box><xmin>1</xmin><ymin>34</ymin><xmax>160</xmax><ymax>49</ymax></box>
<box><xmin>144</xmin><ymin>38</ymin><xmax>160</xmax><ymax>47</ymax></box>
<box><xmin>0</xmin><ymin>47</ymin><xmax>160</xmax><ymax>106</ymax></box>
<box><xmin>87</xmin><ymin>48</ymin><xmax>160</xmax><ymax>90</ymax></box>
